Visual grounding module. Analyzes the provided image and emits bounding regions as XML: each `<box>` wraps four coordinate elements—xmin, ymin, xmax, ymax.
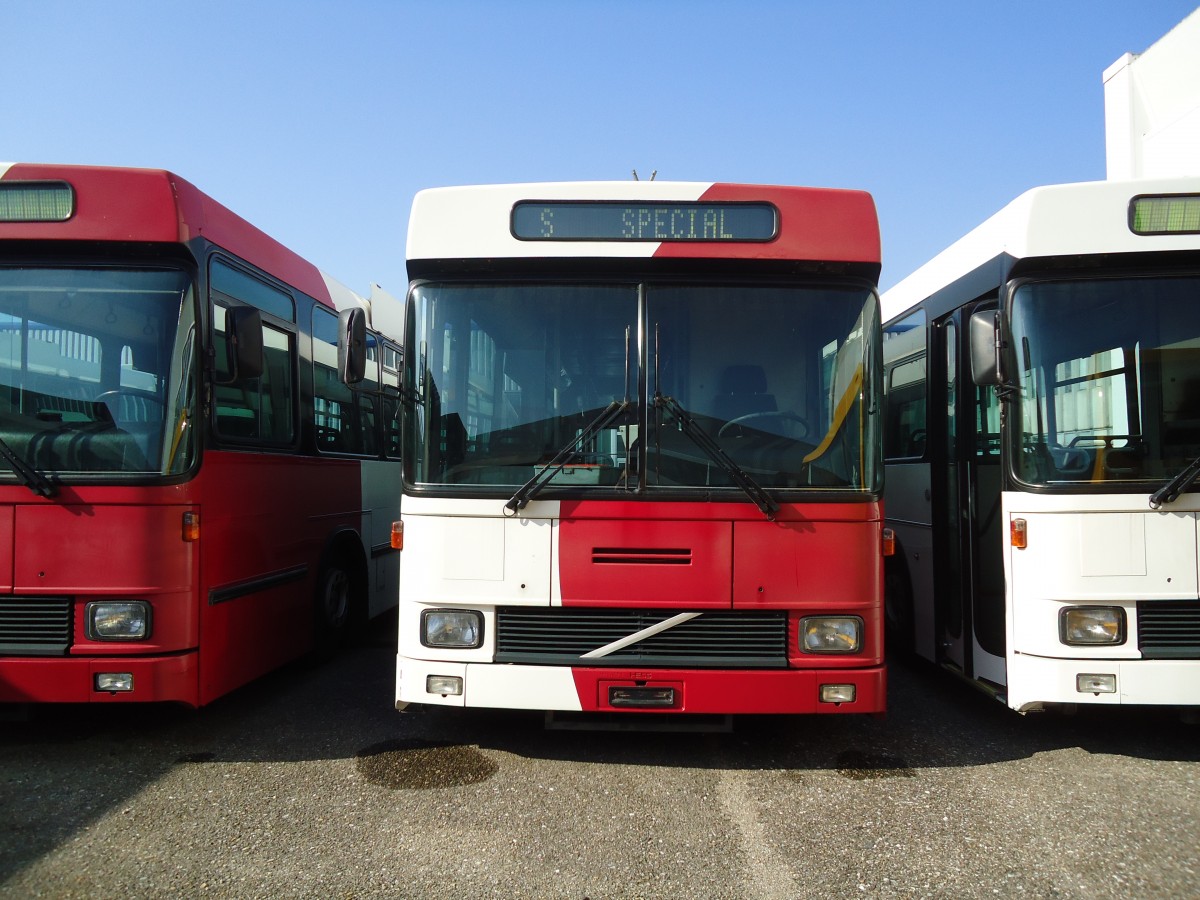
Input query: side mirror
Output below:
<box><xmin>338</xmin><ymin>306</ymin><xmax>367</xmax><ymax>384</ymax></box>
<box><xmin>969</xmin><ymin>310</ymin><xmax>1002</xmax><ymax>387</ymax></box>
<box><xmin>222</xmin><ymin>306</ymin><xmax>263</xmax><ymax>383</ymax></box>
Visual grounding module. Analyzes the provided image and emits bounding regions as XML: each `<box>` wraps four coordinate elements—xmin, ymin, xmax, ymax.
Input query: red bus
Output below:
<box><xmin>0</xmin><ymin>163</ymin><xmax>401</xmax><ymax>707</ymax></box>
<box><xmin>394</xmin><ymin>181</ymin><xmax>888</xmax><ymax>720</ymax></box>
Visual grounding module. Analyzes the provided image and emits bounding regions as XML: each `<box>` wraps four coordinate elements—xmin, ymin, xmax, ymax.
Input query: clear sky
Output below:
<box><xmin>3</xmin><ymin>1</ymin><xmax>1197</xmax><ymax>300</ymax></box>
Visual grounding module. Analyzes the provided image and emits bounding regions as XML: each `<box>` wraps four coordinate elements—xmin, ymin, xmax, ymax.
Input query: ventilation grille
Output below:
<box><xmin>1138</xmin><ymin>601</ymin><xmax>1200</xmax><ymax>659</ymax></box>
<box><xmin>591</xmin><ymin>547</ymin><xmax>691</xmax><ymax>565</ymax></box>
<box><xmin>0</xmin><ymin>597</ymin><xmax>73</xmax><ymax>656</ymax></box>
<box><xmin>495</xmin><ymin>607</ymin><xmax>787</xmax><ymax>668</ymax></box>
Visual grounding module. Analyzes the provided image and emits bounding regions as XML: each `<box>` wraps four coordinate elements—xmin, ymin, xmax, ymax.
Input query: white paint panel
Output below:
<box><xmin>882</xmin><ymin>176</ymin><xmax>1200</xmax><ymax>323</ymax></box>
<box><xmin>1007</xmin><ymin>653</ymin><xmax>1200</xmax><ymax>710</ymax></box>
<box><xmin>464</xmin><ymin>664</ymin><xmax>584</xmax><ymax>711</ymax></box>
<box><xmin>407</xmin><ymin>181</ymin><xmax>713</xmax><ymax>261</ymax></box>
<box><xmin>360</xmin><ymin>458</ymin><xmax>401</xmax><ymax>618</ymax></box>
<box><xmin>396</xmin><ymin>657</ymin><xmax>583</xmax><ymax>710</ymax></box>
<box><xmin>399</xmin><ymin>497</ymin><xmax>556</xmax><ymax>606</ymax></box>
<box><xmin>1009</xmin><ymin>510</ymin><xmax>1197</xmax><ymax>602</ymax></box>
<box><xmin>1005</xmin><ymin>494</ymin><xmax>1199</xmax><ymax>660</ymax></box>
<box><xmin>445</xmin><ymin>518</ymin><xmax>505</xmax><ymax>581</ymax></box>
<box><xmin>1079</xmin><ymin>514</ymin><xmax>1145</xmax><ymax>577</ymax></box>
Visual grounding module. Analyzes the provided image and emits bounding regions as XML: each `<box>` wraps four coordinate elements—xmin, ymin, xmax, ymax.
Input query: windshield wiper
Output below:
<box><xmin>1149</xmin><ymin>454</ymin><xmax>1200</xmax><ymax>509</ymax></box>
<box><xmin>505</xmin><ymin>399</ymin><xmax>630</xmax><ymax>512</ymax></box>
<box><xmin>654</xmin><ymin>392</ymin><xmax>778</xmax><ymax>521</ymax></box>
<box><xmin>506</xmin><ymin>326</ymin><xmax>634</xmax><ymax>513</ymax></box>
<box><xmin>0</xmin><ymin>435</ymin><xmax>57</xmax><ymax>498</ymax></box>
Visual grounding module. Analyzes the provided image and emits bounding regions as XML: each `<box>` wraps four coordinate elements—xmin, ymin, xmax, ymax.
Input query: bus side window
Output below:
<box><xmin>885</xmin><ymin>355</ymin><xmax>927</xmax><ymax>459</ymax></box>
<box><xmin>210</xmin><ymin>259</ymin><xmax>296</xmax><ymax>446</ymax></box>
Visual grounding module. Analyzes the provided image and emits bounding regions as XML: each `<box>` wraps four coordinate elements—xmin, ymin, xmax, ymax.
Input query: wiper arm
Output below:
<box><xmin>0</xmin><ymin>434</ymin><xmax>56</xmax><ymax>498</ymax></box>
<box><xmin>505</xmin><ymin>400</ymin><xmax>630</xmax><ymax>512</ymax></box>
<box><xmin>654</xmin><ymin>392</ymin><xmax>778</xmax><ymax>521</ymax></box>
<box><xmin>1149</xmin><ymin>454</ymin><xmax>1200</xmax><ymax>509</ymax></box>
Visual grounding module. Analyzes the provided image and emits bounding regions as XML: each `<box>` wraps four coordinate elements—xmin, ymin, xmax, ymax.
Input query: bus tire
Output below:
<box><xmin>884</xmin><ymin>552</ymin><xmax>915</xmax><ymax>658</ymax></box>
<box><xmin>313</xmin><ymin>557</ymin><xmax>356</xmax><ymax>658</ymax></box>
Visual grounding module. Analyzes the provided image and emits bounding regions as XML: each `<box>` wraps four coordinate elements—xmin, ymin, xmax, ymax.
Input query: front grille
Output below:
<box><xmin>1137</xmin><ymin>601</ymin><xmax>1200</xmax><ymax>659</ymax></box>
<box><xmin>0</xmin><ymin>597</ymin><xmax>73</xmax><ymax>656</ymax></box>
<box><xmin>495</xmin><ymin>608</ymin><xmax>788</xmax><ymax>668</ymax></box>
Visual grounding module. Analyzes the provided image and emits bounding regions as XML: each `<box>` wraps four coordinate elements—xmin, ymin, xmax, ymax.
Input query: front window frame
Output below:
<box><xmin>0</xmin><ymin>259</ymin><xmax>200</xmax><ymax>485</ymax></box>
<box><xmin>402</xmin><ymin>275</ymin><xmax>882</xmax><ymax>501</ymax></box>
<box><xmin>1004</xmin><ymin>269</ymin><xmax>1200</xmax><ymax>493</ymax></box>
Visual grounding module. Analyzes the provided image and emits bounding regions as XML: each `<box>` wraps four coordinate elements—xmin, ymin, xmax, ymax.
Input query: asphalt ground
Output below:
<box><xmin>2</xmin><ymin>614</ymin><xmax>1198</xmax><ymax>899</ymax></box>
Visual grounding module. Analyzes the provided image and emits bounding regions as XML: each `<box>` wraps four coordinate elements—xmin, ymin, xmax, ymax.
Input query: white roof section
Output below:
<box><xmin>1104</xmin><ymin>9</ymin><xmax>1200</xmax><ymax>180</ymax></box>
<box><xmin>406</xmin><ymin>181</ymin><xmax>716</xmax><ymax>261</ymax></box>
<box><xmin>881</xmin><ymin>175</ymin><xmax>1200</xmax><ymax>323</ymax></box>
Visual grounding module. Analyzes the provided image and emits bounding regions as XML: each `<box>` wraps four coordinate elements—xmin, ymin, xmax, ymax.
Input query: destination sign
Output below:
<box><xmin>511</xmin><ymin>201</ymin><xmax>777</xmax><ymax>242</ymax></box>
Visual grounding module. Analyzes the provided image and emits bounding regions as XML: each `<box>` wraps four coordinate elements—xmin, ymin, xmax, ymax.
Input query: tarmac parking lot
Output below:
<box><xmin>2</xmin><ymin>614</ymin><xmax>1198</xmax><ymax>900</ymax></box>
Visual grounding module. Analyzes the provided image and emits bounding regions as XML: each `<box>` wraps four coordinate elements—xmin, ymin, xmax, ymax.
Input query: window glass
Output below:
<box><xmin>211</xmin><ymin>259</ymin><xmax>294</xmax><ymax>322</ymax></box>
<box><xmin>883</xmin><ymin>310</ymin><xmax>926</xmax><ymax>459</ymax></box>
<box><xmin>212</xmin><ymin>300</ymin><xmax>294</xmax><ymax>444</ymax></box>
<box><xmin>1010</xmin><ymin>275</ymin><xmax>1200</xmax><ymax>485</ymax></box>
<box><xmin>0</xmin><ymin>266</ymin><xmax>195</xmax><ymax>476</ymax></box>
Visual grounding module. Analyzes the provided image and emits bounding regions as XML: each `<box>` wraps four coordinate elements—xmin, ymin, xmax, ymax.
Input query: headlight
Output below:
<box><xmin>421</xmin><ymin>609</ymin><xmax>483</xmax><ymax>649</ymax></box>
<box><xmin>1060</xmin><ymin>606</ymin><xmax>1126</xmax><ymax>645</ymax></box>
<box><xmin>86</xmin><ymin>601</ymin><xmax>151</xmax><ymax>641</ymax></box>
<box><xmin>800</xmin><ymin>616</ymin><xmax>862</xmax><ymax>654</ymax></box>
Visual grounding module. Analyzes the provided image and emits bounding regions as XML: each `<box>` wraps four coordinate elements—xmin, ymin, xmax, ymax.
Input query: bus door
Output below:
<box><xmin>933</xmin><ymin>302</ymin><xmax>1003</xmax><ymax>681</ymax></box>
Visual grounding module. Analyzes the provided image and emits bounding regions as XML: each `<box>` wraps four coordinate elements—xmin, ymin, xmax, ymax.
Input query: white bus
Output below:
<box><xmin>882</xmin><ymin>176</ymin><xmax>1200</xmax><ymax>712</ymax></box>
<box><xmin>395</xmin><ymin>181</ymin><xmax>889</xmax><ymax>720</ymax></box>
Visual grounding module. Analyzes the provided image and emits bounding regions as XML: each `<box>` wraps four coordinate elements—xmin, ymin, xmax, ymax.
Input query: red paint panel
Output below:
<box><xmin>572</xmin><ymin>666</ymin><xmax>886</xmax><ymax>714</ymax></box>
<box><xmin>1</xmin><ymin>164</ymin><xmax>333</xmax><ymax>305</ymax></box>
<box><xmin>732</xmin><ymin>519</ymin><xmax>882</xmax><ymax>610</ymax></box>
<box><xmin>0</xmin><ymin>504</ymin><xmax>12</xmax><ymax>591</ymax></box>
<box><xmin>652</xmin><ymin>183</ymin><xmax>880</xmax><ymax>265</ymax></box>
<box><xmin>14</xmin><ymin>503</ymin><xmax>195</xmax><ymax>593</ymax></box>
<box><xmin>195</xmin><ymin>451</ymin><xmax>360</xmax><ymax>704</ymax></box>
<box><xmin>558</xmin><ymin>517</ymin><xmax>732</xmax><ymax>608</ymax></box>
<box><xmin>0</xmin><ymin>655</ymin><xmax>198</xmax><ymax>705</ymax></box>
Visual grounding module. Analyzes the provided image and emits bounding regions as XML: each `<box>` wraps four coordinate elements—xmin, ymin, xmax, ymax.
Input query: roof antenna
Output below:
<box><xmin>632</xmin><ymin>169</ymin><xmax>639</xmax><ymax>181</ymax></box>
<box><xmin>632</xmin><ymin>169</ymin><xmax>658</xmax><ymax>181</ymax></box>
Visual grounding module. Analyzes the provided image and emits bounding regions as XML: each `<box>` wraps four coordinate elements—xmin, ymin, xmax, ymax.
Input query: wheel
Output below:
<box><xmin>313</xmin><ymin>562</ymin><xmax>353</xmax><ymax>656</ymax></box>
<box><xmin>884</xmin><ymin>559</ymin><xmax>914</xmax><ymax>658</ymax></box>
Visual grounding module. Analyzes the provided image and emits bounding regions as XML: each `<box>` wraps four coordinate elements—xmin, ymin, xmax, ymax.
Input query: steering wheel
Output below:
<box><xmin>718</xmin><ymin>411</ymin><xmax>810</xmax><ymax>439</ymax></box>
<box><xmin>95</xmin><ymin>389</ymin><xmax>165</xmax><ymax>419</ymax></box>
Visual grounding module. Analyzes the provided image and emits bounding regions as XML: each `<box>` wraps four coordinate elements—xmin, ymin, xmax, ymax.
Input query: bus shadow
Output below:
<box><xmin>365</xmin><ymin>652</ymin><xmax>1200</xmax><ymax>783</ymax></box>
<box><xmin>3</xmin><ymin>626</ymin><xmax>1197</xmax><ymax>881</ymax></box>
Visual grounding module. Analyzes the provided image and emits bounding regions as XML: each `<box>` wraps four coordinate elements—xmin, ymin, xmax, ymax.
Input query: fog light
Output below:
<box><xmin>421</xmin><ymin>610</ymin><xmax>483</xmax><ymax>648</ymax></box>
<box><xmin>801</xmin><ymin>616</ymin><xmax>863</xmax><ymax>653</ymax></box>
<box><xmin>1060</xmin><ymin>607</ymin><xmax>1125</xmax><ymax>645</ymax></box>
<box><xmin>86</xmin><ymin>601</ymin><xmax>151</xmax><ymax>641</ymax></box>
<box><xmin>820</xmin><ymin>684</ymin><xmax>856</xmax><ymax>704</ymax></box>
<box><xmin>426</xmin><ymin>675</ymin><xmax>463</xmax><ymax>696</ymax></box>
<box><xmin>1076</xmin><ymin>673</ymin><xmax>1117</xmax><ymax>694</ymax></box>
<box><xmin>95</xmin><ymin>673</ymin><xmax>134</xmax><ymax>692</ymax></box>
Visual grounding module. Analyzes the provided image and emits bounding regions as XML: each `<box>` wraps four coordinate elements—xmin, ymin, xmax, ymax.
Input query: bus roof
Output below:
<box><xmin>0</xmin><ymin>161</ymin><xmax>357</xmax><ymax>308</ymax></box>
<box><xmin>406</xmin><ymin>181</ymin><xmax>880</xmax><ymax>273</ymax></box>
<box><xmin>882</xmin><ymin>175</ymin><xmax>1200</xmax><ymax>323</ymax></box>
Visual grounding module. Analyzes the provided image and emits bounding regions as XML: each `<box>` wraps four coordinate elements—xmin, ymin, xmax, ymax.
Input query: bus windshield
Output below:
<box><xmin>1009</xmin><ymin>273</ymin><xmax>1200</xmax><ymax>487</ymax></box>
<box><xmin>405</xmin><ymin>280</ymin><xmax>880</xmax><ymax>493</ymax></box>
<box><xmin>0</xmin><ymin>267</ymin><xmax>197</xmax><ymax>481</ymax></box>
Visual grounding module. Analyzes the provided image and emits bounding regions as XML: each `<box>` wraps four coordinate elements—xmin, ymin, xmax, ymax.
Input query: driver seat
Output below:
<box><xmin>712</xmin><ymin>364</ymin><xmax>776</xmax><ymax>421</ymax></box>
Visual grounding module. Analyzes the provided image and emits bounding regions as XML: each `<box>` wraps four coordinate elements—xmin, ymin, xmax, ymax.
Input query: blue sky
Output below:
<box><xmin>3</xmin><ymin>1</ymin><xmax>1197</xmax><ymax>300</ymax></box>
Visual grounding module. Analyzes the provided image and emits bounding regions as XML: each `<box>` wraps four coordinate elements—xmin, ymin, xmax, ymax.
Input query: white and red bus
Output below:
<box><xmin>395</xmin><ymin>181</ymin><xmax>888</xmax><ymax>719</ymax></box>
<box><xmin>882</xmin><ymin>176</ymin><xmax>1200</xmax><ymax>712</ymax></box>
<box><xmin>0</xmin><ymin>163</ymin><xmax>401</xmax><ymax>707</ymax></box>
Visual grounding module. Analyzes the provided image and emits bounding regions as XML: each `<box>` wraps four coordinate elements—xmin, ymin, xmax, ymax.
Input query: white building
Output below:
<box><xmin>1104</xmin><ymin>8</ymin><xmax>1200</xmax><ymax>179</ymax></box>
